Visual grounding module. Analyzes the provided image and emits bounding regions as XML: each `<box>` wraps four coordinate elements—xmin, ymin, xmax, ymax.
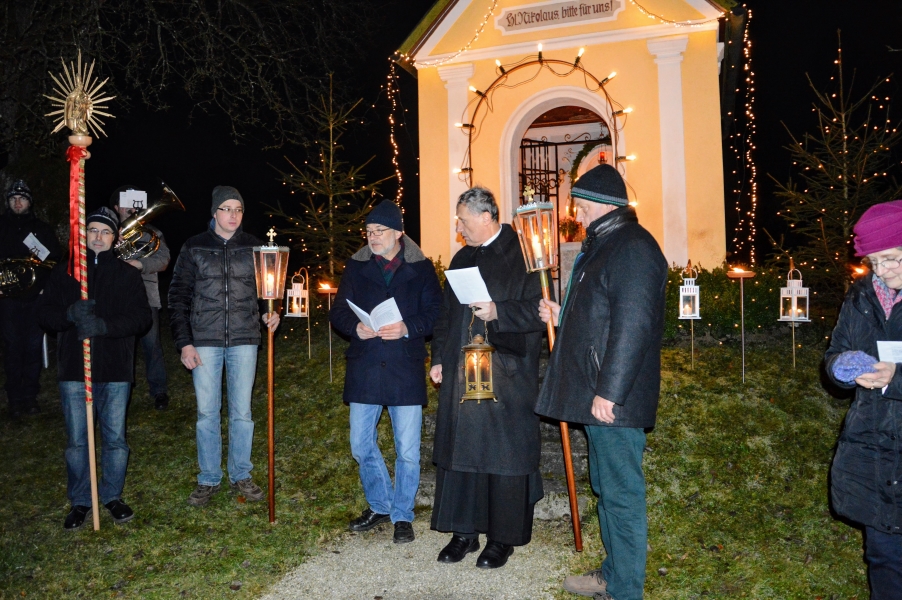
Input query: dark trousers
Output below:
<box><xmin>138</xmin><ymin>307</ymin><xmax>167</xmax><ymax>397</ymax></box>
<box><xmin>865</xmin><ymin>526</ymin><xmax>902</xmax><ymax>600</ymax></box>
<box><xmin>0</xmin><ymin>298</ymin><xmax>43</xmax><ymax>412</ymax></box>
<box><xmin>586</xmin><ymin>425</ymin><xmax>648</xmax><ymax>600</ymax></box>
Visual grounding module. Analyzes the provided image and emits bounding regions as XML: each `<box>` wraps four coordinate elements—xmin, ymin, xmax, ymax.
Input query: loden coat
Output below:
<box><xmin>536</xmin><ymin>207</ymin><xmax>667</xmax><ymax>429</ymax></box>
<box><xmin>825</xmin><ymin>275</ymin><xmax>902</xmax><ymax>534</ymax></box>
<box><xmin>430</xmin><ymin>224</ymin><xmax>546</xmax><ymax>476</ymax></box>
<box><xmin>330</xmin><ymin>235</ymin><xmax>442</xmax><ymax>407</ymax></box>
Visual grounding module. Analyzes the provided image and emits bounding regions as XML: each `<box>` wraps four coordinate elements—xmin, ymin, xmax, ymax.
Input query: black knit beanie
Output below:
<box><xmin>6</xmin><ymin>179</ymin><xmax>32</xmax><ymax>203</ymax></box>
<box><xmin>86</xmin><ymin>207</ymin><xmax>120</xmax><ymax>240</ymax></box>
<box><xmin>212</xmin><ymin>186</ymin><xmax>244</xmax><ymax>216</ymax></box>
<box><xmin>366</xmin><ymin>200</ymin><xmax>403</xmax><ymax>232</ymax></box>
<box><xmin>571</xmin><ymin>164</ymin><xmax>628</xmax><ymax>207</ymax></box>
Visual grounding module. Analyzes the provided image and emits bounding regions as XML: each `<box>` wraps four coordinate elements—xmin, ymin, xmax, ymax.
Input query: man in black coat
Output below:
<box><xmin>329</xmin><ymin>200</ymin><xmax>442</xmax><ymax>544</ymax></box>
<box><xmin>536</xmin><ymin>165</ymin><xmax>667</xmax><ymax>600</ymax></box>
<box><xmin>38</xmin><ymin>207</ymin><xmax>152</xmax><ymax>529</ymax></box>
<box><xmin>0</xmin><ymin>180</ymin><xmax>62</xmax><ymax>417</ymax></box>
<box><xmin>428</xmin><ymin>187</ymin><xmax>546</xmax><ymax>569</ymax></box>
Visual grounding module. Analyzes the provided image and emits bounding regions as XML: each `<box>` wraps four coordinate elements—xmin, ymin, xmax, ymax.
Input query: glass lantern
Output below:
<box><xmin>253</xmin><ymin>228</ymin><xmax>290</xmax><ymax>304</ymax></box>
<box><xmin>513</xmin><ymin>200</ymin><xmax>558</xmax><ymax>273</ymax></box>
<box><xmin>778</xmin><ymin>263</ymin><xmax>810</xmax><ymax>323</ymax></box>
<box><xmin>461</xmin><ymin>333</ymin><xmax>496</xmax><ymax>404</ymax></box>
<box><xmin>678</xmin><ymin>263</ymin><xmax>700</xmax><ymax>320</ymax></box>
<box><xmin>285</xmin><ymin>269</ymin><xmax>309</xmax><ymax>318</ymax></box>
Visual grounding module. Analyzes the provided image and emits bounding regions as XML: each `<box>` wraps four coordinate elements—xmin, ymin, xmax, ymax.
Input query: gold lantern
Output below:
<box><xmin>513</xmin><ymin>197</ymin><xmax>558</xmax><ymax>273</ymax></box>
<box><xmin>253</xmin><ymin>228</ymin><xmax>290</xmax><ymax>307</ymax></box>
<box><xmin>678</xmin><ymin>263</ymin><xmax>700</xmax><ymax>320</ymax></box>
<box><xmin>778</xmin><ymin>259</ymin><xmax>810</xmax><ymax>323</ymax></box>
<box><xmin>461</xmin><ymin>310</ymin><xmax>496</xmax><ymax>404</ymax></box>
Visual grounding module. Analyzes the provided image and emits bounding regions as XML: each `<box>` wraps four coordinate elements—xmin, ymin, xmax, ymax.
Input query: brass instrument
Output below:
<box><xmin>114</xmin><ymin>182</ymin><xmax>185</xmax><ymax>260</ymax></box>
<box><xmin>0</xmin><ymin>256</ymin><xmax>55</xmax><ymax>298</ymax></box>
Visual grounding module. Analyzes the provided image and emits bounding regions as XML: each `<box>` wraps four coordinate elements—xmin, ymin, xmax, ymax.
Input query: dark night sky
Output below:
<box><xmin>79</xmin><ymin>0</ymin><xmax>902</xmax><ymax>263</ymax></box>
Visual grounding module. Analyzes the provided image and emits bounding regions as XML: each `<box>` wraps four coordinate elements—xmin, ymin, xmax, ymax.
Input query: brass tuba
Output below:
<box><xmin>114</xmin><ymin>182</ymin><xmax>186</xmax><ymax>260</ymax></box>
<box><xmin>0</xmin><ymin>256</ymin><xmax>55</xmax><ymax>298</ymax></box>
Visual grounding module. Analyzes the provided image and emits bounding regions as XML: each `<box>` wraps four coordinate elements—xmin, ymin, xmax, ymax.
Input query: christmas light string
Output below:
<box><xmin>397</xmin><ymin>0</ymin><xmax>499</xmax><ymax>68</ymax></box>
<box><xmin>728</xmin><ymin>6</ymin><xmax>757</xmax><ymax>264</ymax></box>
<box><xmin>386</xmin><ymin>60</ymin><xmax>404</xmax><ymax>205</ymax></box>
<box><xmin>629</xmin><ymin>0</ymin><xmax>722</xmax><ymax>28</ymax></box>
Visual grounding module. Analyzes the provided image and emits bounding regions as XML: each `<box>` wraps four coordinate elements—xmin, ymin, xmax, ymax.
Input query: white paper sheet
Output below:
<box><xmin>22</xmin><ymin>233</ymin><xmax>50</xmax><ymax>262</ymax></box>
<box><xmin>347</xmin><ymin>298</ymin><xmax>403</xmax><ymax>331</ymax></box>
<box><xmin>444</xmin><ymin>267</ymin><xmax>492</xmax><ymax>304</ymax></box>
<box><xmin>877</xmin><ymin>341</ymin><xmax>902</xmax><ymax>363</ymax></box>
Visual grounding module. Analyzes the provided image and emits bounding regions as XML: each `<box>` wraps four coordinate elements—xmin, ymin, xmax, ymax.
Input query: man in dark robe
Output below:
<box><xmin>429</xmin><ymin>186</ymin><xmax>546</xmax><ymax>569</ymax></box>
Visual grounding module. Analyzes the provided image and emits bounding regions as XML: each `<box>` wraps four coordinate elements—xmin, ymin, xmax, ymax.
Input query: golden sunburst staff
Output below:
<box><xmin>44</xmin><ymin>51</ymin><xmax>115</xmax><ymax>531</ymax></box>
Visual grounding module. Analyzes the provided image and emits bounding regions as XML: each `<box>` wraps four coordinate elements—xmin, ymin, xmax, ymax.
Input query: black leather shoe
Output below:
<box><xmin>64</xmin><ymin>505</ymin><xmax>90</xmax><ymax>530</ymax></box>
<box><xmin>104</xmin><ymin>500</ymin><xmax>134</xmax><ymax>523</ymax></box>
<box><xmin>437</xmin><ymin>535</ymin><xmax>480</xmax><ymax>563</ymax></box>
<box><xmin>393</xmin><ymin>521</ymin><xmax>415</xmax><ymax>544</ymax></box>
<box><xmin>348</xmin><ymin>508</ymin><xmax>390</xmax><ymax>532</ymax></box>
<box><xmin>154</xmin><ymin>393</ymin><xmax>169</xmax><ymax>410</ymax></box>
<box><xmin>476</xmin><ymin>540</ymin><xmax>514</xmax><ymax>569</ymax></box>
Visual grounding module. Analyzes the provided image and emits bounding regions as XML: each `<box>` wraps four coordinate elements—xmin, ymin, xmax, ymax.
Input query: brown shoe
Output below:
<box><xmin>187</xmin><ymin>484</ymin><xmax>221</xmax><ymax>507</ymax></box>
<box><xmin>230</xmin><ymin>478</ymin><xmax>264</xmax><ymax>502</ymax></box>
<box><xmin>563</xmin><ymin>568</ymin><xmax>607</xmax><ymax>597</ymax></box>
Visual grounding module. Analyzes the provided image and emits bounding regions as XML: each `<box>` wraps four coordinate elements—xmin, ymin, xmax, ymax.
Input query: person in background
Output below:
<box><xmin>825</xmin><ymin>199</ymin><xmax>902</xmax><ymax>600</ymax></box>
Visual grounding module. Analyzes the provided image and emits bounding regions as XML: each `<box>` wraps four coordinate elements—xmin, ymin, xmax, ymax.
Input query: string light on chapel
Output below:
<box><xmin>386</xmin><ymin>60</ymin><xmax>404</xmax><ymax>204</ymax></box>
<box><xmin>629</xmin><ymin>0</ymin><xmax>722</xmax><ymax>28</ymax></box>
<box><xmin>396</xmin><ymin>0</ymin><xmax>499</xmax><ymax>68</ymax></box>
<box><xmin>728</xmin><ymin>6</ymin><xmax>757</xmax><ymax>264</ymax></box>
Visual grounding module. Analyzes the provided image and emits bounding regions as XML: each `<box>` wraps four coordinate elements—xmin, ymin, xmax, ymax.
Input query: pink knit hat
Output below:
<box><xmin>853</xmin><ymin>200</ymin><xmax>902</xmax><ymax>256</ymax></box>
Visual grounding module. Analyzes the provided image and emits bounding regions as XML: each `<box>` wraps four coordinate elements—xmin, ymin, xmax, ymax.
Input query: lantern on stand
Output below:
<box><xmin>777</xmin><ymin>258</ymin><xmax>810</xmax><ymax>368</ymax></box>
<box><xmin>461</xmin><ymin>319</ymin><xmax>495</xmax><ymax>403</ymax></box>
<box><xmin>678</xmin><ymin>262</ymin><xmax>700</xmax><ymax>369</ymax></box>
<box><xmin>252</xmin><ymin>228</ymin><xmax>290</xmax><ymax>524</ymax></box>
<box><xmin>317</xmin><ymin>282</ymin><xmax>338</xmax><ymax>382</ymax></box>
<box><xmin>512</xmin><ymin>187</ymin><xmax>582</xmax><ymax>552</ymax></box>
<box><xmin>726</xmin><ymin>266</ymin><xmax>755</xmax><ymax>383</ymax></box>
<box><xmin>285</xmin><ymin>268</ymin><xmax>311</xmax><ymax>359</ymax></box>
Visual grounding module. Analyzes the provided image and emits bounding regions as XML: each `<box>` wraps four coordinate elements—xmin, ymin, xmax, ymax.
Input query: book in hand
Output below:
<box><xmin>347</xmin><ymin>298</ymin><xmax>403</xmax><ymax>331</ymax></box>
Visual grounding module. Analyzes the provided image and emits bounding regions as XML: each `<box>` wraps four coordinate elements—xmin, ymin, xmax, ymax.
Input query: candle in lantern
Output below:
<box><xmin>532</xmin><ymin>234</ymin><xmax>544</xmax><ymax>265</ymax></box>
<box><xmin>266</xmin><ymin>273</ymin><xmax>274</xmax><ymax>297</ymax></box>
<box><xmin>683</xmin><ymin>302</ymin><xmax>691</xmax><ymax>316</ymax></box>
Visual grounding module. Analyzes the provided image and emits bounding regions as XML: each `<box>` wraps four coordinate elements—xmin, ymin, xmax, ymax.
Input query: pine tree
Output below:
<box><xmin>769</xmin><ymin>35</ymin><xmax>902</xmax><ymax>307</ymax></box>
<box><xmin>269</xmin><ymin>80</ymin><xmax>392</xmax><ymax>278</ymax></box>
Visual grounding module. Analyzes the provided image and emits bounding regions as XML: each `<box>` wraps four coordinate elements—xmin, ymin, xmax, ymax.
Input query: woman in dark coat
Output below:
<box><xmin>825</xmin><ymin>200</ymin><xmax>902</xmax><ymax>600</ymax></box>
<box><xmin>428</xmin><ymin>187</ymin><xmax>546</xmax><ymax>569</ymax></box>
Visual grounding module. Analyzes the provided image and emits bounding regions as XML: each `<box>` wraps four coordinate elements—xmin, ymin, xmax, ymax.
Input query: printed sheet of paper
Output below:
<box><xmin>347</xmin><ymin>298</ymin><xmax>403</xmax><ymax>331</ymax></box>
<box><xmin>444</xmin><ymin>267</ymin><xmax>492</xmax><ymax>304</ymax></box>
<box><xmin>877</xmin><ymin>341</ymin><xmax>902</xmax><ymax>363</ymax></box>
<box><xmin>22</xmin><ymin>233</ymin><xmax>50</xmax><ymax>262</ymax></box>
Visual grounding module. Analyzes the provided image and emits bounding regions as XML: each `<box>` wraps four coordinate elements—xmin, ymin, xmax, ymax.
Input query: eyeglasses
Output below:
<box><xmin>87</xmin><ymin>228</ymin><xmax>115</xmax><ymax>237</ymax></box>
<box><xmin>365</xmin><ymin>227</ymin><xmax>391</xmax><ymax>238</ymax></box>
<box><xmin>865</xmin><ymin>257</ymin><xmax>902</xmax><ymax>270</ymax></box>
<box><xmin>217</xmin><ymin>207</ymin><xmax>244</xmax><ymax>215</ymax></box>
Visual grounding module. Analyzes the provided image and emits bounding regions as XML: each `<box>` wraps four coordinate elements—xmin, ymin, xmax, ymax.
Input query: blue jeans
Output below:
<box><xmin>586</xmin><ymin>425</ymin><xmax>648</xmax><ymax>600</ymax></box>
<box><xmin>865</xmin><ymin>526</ymin><xmax>902</xmax><ymax>600</ymax></box>
<box><xmin>349</xmin><ymin>403</ymin><xmax>422</xmax><ymax>523</ymax></box>
<box><xmin>60</xmin><ymin>381</ymin><xmax>131</xmax><ymax>506</ymax></box>
<box><xmin>139</xmin><ymin>307</ymin><xmax>168</xmax><ymax>397</ymax></box>
<box><xmin>192</xmin><ymin>345</ymin><xmax>257</xmax><ymax>486</ymax></box>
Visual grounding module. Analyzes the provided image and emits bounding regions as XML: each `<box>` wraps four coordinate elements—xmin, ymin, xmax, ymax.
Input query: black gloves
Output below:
<box><xmin>67</xmin><ymin>299</ymin><xmax>96</xmax><ymax>323</ymax></box>
<box><xmin>76</xmin><ymin>316</ymin><xmax>107</xmax><ymax>340</ymax></box>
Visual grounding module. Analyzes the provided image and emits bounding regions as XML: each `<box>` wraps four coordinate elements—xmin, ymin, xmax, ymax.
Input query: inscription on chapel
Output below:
<box><xmin>496</xmin><ymin>0</ymin><xmax>623</xmax><ymax>34</ymax></box>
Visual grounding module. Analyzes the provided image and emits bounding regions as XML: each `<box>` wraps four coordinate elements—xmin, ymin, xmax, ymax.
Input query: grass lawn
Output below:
<box><xmin>1</xmin><ymin>316</ymin><xmax>869</xmax><ymax>598</ymax></box>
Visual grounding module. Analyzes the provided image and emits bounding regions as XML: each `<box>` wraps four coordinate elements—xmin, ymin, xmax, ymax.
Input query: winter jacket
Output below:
<box><xmin>37</xmin><ymin>248</ymin><xmax>152</xmax><ymax>382</ymax></box>
<box><xmin>430</xmin><ymin>224</ymin><xmax>546</xmax><ymax>476</ymax></box>
<box><xmin>536</xmin><ymin>206</ymin><xmax>667</xmax><ymax>429</ymax></box>
<box><xmin>0</xmin><ymin>211</ymin><xmax>63</xmax><ymax>301</ymax></box>
<box><xmin>329</xmin><ymin>235</ymin><xmax>442</xmax><ymax>406</ymax></box>
<box><xmin>168</xmin><ymin>222</ymin><xmax>262</xmax><ymax>351</ymax></box>
<box><xmin>825</xmin><ymin>275</ymin><xmax>902</xmax><ymax>534</ymax></box>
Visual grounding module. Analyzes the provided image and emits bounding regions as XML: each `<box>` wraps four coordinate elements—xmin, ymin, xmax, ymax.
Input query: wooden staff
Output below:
<box><xmin>267</xmin><ymin>301</ymin><xmax>276</xmax><ymax>523</ymax></box>
<box><xmin>540</xmin><ymin>269</ymin><xmax>582</xmax><ymax>551</ymax></box>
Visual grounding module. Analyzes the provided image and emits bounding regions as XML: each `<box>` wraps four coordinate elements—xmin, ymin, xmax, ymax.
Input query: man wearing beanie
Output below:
<box><xmin>110</xmin><ymin>185</ymin><xmax>171</xmax><ymax>410</ymax></box>
<box><xmin>329</xmin><ymin>199</ymin><xmax>442</xmax><ymax>544</ymax></box>
<box><xmin>169</xmin><ymin>186</ymin><xmax>279</xmax><ymax>507</ymax></box>
<box><xmin>0</xmin><ymin>179</ymin><xmax>62</xmax><ymax>418</ymax></box>
<box><xmin>429</xmin><ymin>187</ymin><xmax>547</xmax><ymax>569</ymax></box>
<box><xmin>825</xmin><ymin>199</ymin><xmax>902</xmax><ymax>598</ymax></box>
<box><xmin>537</xmin><ymin>164</ymin><xmax>667</xmax><ymax>599</ymax></box>
<box><xmin>37</xmin><ymin>207</ymin><xmax>152</xmax><ymax>529</ymax></box>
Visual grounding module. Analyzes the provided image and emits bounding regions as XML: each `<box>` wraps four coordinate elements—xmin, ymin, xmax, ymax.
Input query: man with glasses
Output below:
<box><xmin>330</xmin><ymin>200</ymin><xmax>442</xmax><ymax>544</ymax></box>
<box><xmin>110</xmin><ymin>185</ymin><xmax>171</xmax><ymax>410</ymax></box>
<box><xmin>0</xmin><ymin>179</ymin><xmax>62</xmax><ymax>418</ymax></box>
<box><xmin>169</xmin><ymin>186</ymin><xmax>279</xmax><ymax>508</ymax></box>
<box><xmin>38</xmin><ymin>207</ymin><xmax>152</xmax><ymax>529</ymax></box>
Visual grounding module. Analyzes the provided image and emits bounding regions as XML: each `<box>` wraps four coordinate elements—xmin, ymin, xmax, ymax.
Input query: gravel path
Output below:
<box><xmin>259</xmin><ymin>513</ymin><xmax>574</xmax><ymax>600</ymax></box>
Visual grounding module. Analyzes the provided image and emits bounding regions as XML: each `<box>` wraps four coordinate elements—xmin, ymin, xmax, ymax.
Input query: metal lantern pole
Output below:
<box><xmin>318</xmin><ymin>284</ymin><xmax>338</xmax><ymax>382</ymax></box>
<box><xmin>777</xmin><ymin>258</ymin><xmax>810</xmax><ymax>369</ymax></box>
<box><xmin>46</xmin><ymin>52</ymin><xmax>116</xmax><ymax>531</ymax></box>
<box><xmin>513</xmin><ymin>193</ymin><xmax>582</xmax><ymax>552</ymax></box>
<box><xmin>726</xmin><ymin>268</ymin><xmax>755</xmax><ymax>383</ymax></box>
<box><xmin>678</xmin><ymin>262</ymin><xmax>701</xmax><ymax>371</ymax></box>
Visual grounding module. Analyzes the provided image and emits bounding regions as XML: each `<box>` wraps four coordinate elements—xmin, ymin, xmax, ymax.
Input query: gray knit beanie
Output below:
<box><xmin>212</xmin><ymin>186</ymin><xmax>244</xmax><ymax>216</ymax></box>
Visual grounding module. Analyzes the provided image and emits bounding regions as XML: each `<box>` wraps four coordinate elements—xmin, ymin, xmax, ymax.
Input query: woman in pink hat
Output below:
<box><xmin>825</xmin><ymin>199</ymin><xmax>902</xmax><ymax>599</ymax></box>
